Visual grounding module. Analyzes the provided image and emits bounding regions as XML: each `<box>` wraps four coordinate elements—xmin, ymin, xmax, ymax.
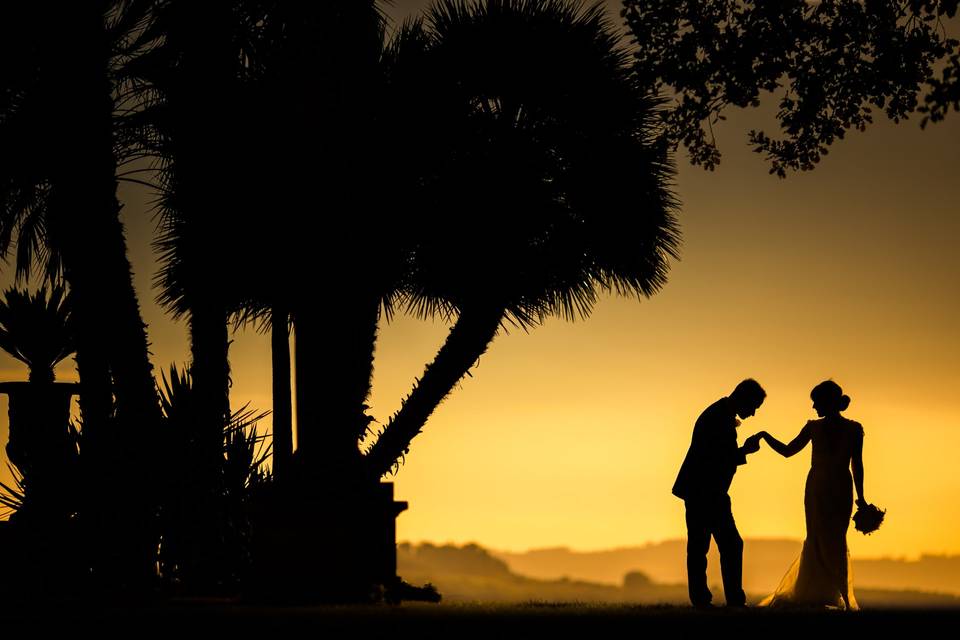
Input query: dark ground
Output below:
<box><xmin>2</xmin><ymin>601</ymin><xmax>957</xmax><ymax>636</ymax></box>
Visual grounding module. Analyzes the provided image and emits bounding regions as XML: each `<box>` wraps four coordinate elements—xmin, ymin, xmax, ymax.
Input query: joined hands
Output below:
<box><xmin>742</xmin><ymin>432</ymin><xmax>764</xmax><ymax>454</ymax></box>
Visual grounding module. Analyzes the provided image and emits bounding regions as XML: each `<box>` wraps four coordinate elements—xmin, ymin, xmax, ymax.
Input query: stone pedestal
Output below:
<box><xmin>248</xmin><ymin>482</ymin><xmax>408</xmax><ymax>602</ymax></box>
<box><xmin>0</xmin><ymin>382</ymin><xmax>78</xmax><ymax>469</ymax></box>
<box><xmin>0</xmin><ymin>381</ymin><xmax>79</xmax><ymax>519</ymax></box>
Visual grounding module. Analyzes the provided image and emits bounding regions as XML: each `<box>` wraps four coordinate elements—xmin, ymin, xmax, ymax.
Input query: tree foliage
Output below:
<box><xmin>622</xmin><ymin>0</ymin><xmax>960</xmax><ymax>175</ymax></box>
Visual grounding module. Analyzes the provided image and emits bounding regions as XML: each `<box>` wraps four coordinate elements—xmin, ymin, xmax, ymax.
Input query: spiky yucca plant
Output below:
<box><xmin>155</xmin><ymin>365</ymin><xmax>270</xmax><ymax>590</ymax></box>
<box><xmin>157</xmin><ymin>365</ymin><xmax>271</xmax><ymax>493</ymax></box>
<box><xmin>0</xmin><ymin>284</ymin><xmax>74</xmax><ymax>383</ymax></box>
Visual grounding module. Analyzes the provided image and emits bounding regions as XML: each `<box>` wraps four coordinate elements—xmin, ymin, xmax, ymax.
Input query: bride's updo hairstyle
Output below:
<box><xmin>811</xmin><ymin>380</ymin><xmax>851</xmax><ymax>413</ymax></box>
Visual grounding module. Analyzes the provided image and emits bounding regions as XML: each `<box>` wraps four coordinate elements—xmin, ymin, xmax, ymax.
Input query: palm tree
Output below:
<box><xmin>220</xmin><ymin>0</ymin><xmax>407</xmax><ymax>487</ymax></box>
<box><xmin>148</xmin><ymin>0</ymin><xmax>248</xmax><ymax>477</ymax></box>
<box><xmin>140</xmin><ymin>1</ymin><xmax>380</xmax><ymax>490</ymax></box>
<box><xmin>141</xmin><ymin>0</ymin><xmax>282</xmax><ymax>589</ymax></box>
<box><xmin>0</xmin><ymin>0</ymin><xmax>164</xmax><ymax>590</ymax></box>
<box><xmin>363</xmin><ymin>0</ymin><xmax>679</xmax><ymax>477</ymax></box>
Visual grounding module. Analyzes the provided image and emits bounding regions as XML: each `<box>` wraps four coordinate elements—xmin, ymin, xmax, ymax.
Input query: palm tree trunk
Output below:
<box><xmin>189</xmin><ymin>300</ymin><xmax>231</xmax><ymax>459</ymax></box>
<box><xmin>44</xmin><ymin>3</ymin><xmax>161</xmax><ymax>591</ymax></box>
<box><xmin>103</xmin><ymin>229</ymin><xmax>162</xmax><ymax>428</ymax></box>
<box><xmin>52</xmin><ymin>169</ymin><xmax>162</xmax><ymax>593</ymax></box>
<box><xmin>183</xmin><ymin>299</ymin><xmax>230</xmax><ymax>588</ymax></box>
<box><xmin>364</xmin><ymin>305</ymin><xmax>504</xmax><ymax>480</ymax></box>
<box><xmin>45</xmin><ymin>0</ymin><xmax>162</xmax><ymax>440</ymax></box>
<box><xmin>271</xmin><ymin>304</ymin><xmax>293</xmax><ymax>484</ymax></box>
<box><xmin>293</xmin><ymin>294</ymin><xmax>379</xmax><ymax>487</ymax></box>
<box><xmin>73</xmin><ymin>337</ymin><xmax>113</xmax><ymax>439</ymax></box>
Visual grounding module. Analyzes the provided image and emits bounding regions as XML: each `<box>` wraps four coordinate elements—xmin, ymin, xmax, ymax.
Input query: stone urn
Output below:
<box><xmin>0</xmin><ymin>381</ymin><xmax>79</xmax><ymax>517</ymax></box>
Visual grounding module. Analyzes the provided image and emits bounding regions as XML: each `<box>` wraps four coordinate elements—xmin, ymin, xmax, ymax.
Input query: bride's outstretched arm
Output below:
<box><xmin>760</xmin><ymin>426</ymin><xmax>811</xmax><ymax>458</ymax></box>
<box><xmin>852</xmin><ymin>431</ymin><xmax>866</xmax><ymax>505</ymax></box>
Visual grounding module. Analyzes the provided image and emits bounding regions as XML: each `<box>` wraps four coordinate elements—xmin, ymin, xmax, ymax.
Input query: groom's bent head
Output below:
<box><xmin>730</xmin><ymin>378</ymin><xmax>766</xmax><ymax>419</ymax></box>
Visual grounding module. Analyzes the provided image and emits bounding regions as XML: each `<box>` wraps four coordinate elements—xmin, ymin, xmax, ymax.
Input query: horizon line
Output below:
<box><xmin>399</xmin><ymin>538</ymin><xmax>960</xmax><ymax>562</ymax></box>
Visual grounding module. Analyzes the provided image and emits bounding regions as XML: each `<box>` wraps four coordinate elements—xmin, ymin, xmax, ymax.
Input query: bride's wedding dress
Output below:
<box><xmin>760</xmin><ymin>416</ymin><xmax>864</xmax><ymax>609</ymax></box>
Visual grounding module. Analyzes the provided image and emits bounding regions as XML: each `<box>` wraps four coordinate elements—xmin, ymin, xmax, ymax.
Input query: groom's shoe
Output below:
<box><xmin>692</xmin><ymin>601</ymin><xmax>714</xmax><ymax>610</ymax></box>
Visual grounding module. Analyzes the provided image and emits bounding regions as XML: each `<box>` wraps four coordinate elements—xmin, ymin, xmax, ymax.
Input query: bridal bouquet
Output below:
<box><xmin>853</xmin><ymin>503</ymin><xmax>886</xmax><ymax>534</ymax></box>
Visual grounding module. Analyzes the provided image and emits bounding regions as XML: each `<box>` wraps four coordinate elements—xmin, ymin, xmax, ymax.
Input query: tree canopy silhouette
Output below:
<box><xmin>364</xmin><ymin>0</ymin><xmax>679</xmax><ymax>478</ymax></box>
<box><xmin>622</xmin><ymin>0</ymin><xmax>960</xmax><ymax>175</ymax></box>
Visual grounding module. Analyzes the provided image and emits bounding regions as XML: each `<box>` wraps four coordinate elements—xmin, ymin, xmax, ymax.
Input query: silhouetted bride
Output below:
<box><xmin>754</xmin><ymin>380</ymin><xmax>866</xmax><ymax>609</ymax></box>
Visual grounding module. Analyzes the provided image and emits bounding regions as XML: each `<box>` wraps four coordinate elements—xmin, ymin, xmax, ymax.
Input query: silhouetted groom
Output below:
<box><xmin>672</xmin><ymin>379</ymin><xmax>765</xmax><ymax>607</ymax></box>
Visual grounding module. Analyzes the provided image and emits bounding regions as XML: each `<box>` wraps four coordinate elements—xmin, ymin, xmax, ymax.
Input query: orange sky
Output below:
<box><xmin>1</xmin><ymin>1</ymin><xmax>959</xmax><ymax>560</ymax></box>
<box><xmin>368</xmin><ymin>105</ymin><xmax>960</xmax><ymax>559</ymax></box>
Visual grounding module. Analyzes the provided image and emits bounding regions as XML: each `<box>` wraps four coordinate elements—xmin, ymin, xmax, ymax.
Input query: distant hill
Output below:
<box><xmin>399</xmin><ymin>542</ymin><xmax>960</xmax><ymax>607</ymax></box>
<box><xmin>492</xmin><ymin>539</ymin><xmax>800</xmax><ymax>591</ymax></box>
<box><xmin>398</xmin><ymin>542</ymin><xmax>686</xmax><ymax>603</ymax></box>
<box><xmin>855</xmin><ymin>556</ymin><xmax>960</xmax><ymax>595</ymax></box>
<box><xmin>490</xmin><ymin>540</ymin><xmax>960</xmax><ymax>597</ymax></box>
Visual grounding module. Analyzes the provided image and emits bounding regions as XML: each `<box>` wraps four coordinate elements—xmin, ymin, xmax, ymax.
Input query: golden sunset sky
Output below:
<box><xmin>1</xmin><ymin>1</ymin><xmax>958</xmax><ymax>560</ymax></box>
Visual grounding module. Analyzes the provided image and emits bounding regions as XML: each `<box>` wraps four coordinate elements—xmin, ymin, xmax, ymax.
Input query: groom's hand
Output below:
<box><xmin>742</xmin><ymin>433</ymin><xmax>762</xmax><ymax>454</ymax></box>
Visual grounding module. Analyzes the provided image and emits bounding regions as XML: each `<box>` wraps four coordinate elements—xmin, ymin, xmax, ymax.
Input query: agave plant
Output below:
<box><xmin>224</xmin><ymin>406</ymin><xmax>273</xmax><ymax>494</ymax></box>
<box><xmin>0</xmin><ymin>284</ymin><xmax>74</xmax><ymax>384</ymax></box>
<box><xmin>157</xmin><ymin>365</ymin><xmax>271</xmax><ymax>489</ymax></box>
<box><xmin>155</xmin><ymin>365</ymin><xmax>270</xmax><ymax>590</ymax></box>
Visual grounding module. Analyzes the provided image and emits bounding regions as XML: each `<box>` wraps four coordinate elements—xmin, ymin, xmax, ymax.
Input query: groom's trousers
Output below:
<box><xmin>684</xmin><ymin>493</ymin><xmax>746</xmax><ymax>607</ymax></box>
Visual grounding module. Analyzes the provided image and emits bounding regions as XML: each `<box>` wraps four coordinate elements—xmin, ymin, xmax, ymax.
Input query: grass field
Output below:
<box><xmin>3</xmin><ymin>601</ymin><xmax>958</xmax><ymax>635</ymax></box>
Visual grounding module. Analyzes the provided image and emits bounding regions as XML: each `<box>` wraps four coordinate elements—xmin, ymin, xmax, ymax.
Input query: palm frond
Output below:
<box><xmin>0</xmin><ymin>462</ymin><xmax>26</xmax><ymax>518</ymax></box>
<box><xmin>224</xmin><ymin>402</ymin><xmax>273</xmax><ymax>491</ymax></box>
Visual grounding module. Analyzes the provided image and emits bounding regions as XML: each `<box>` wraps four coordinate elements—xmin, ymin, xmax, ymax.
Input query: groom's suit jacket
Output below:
<box><xmin>672</xmin><ymin>396</ymin><xmax>747</xmax><ymax>501</ymax></box>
